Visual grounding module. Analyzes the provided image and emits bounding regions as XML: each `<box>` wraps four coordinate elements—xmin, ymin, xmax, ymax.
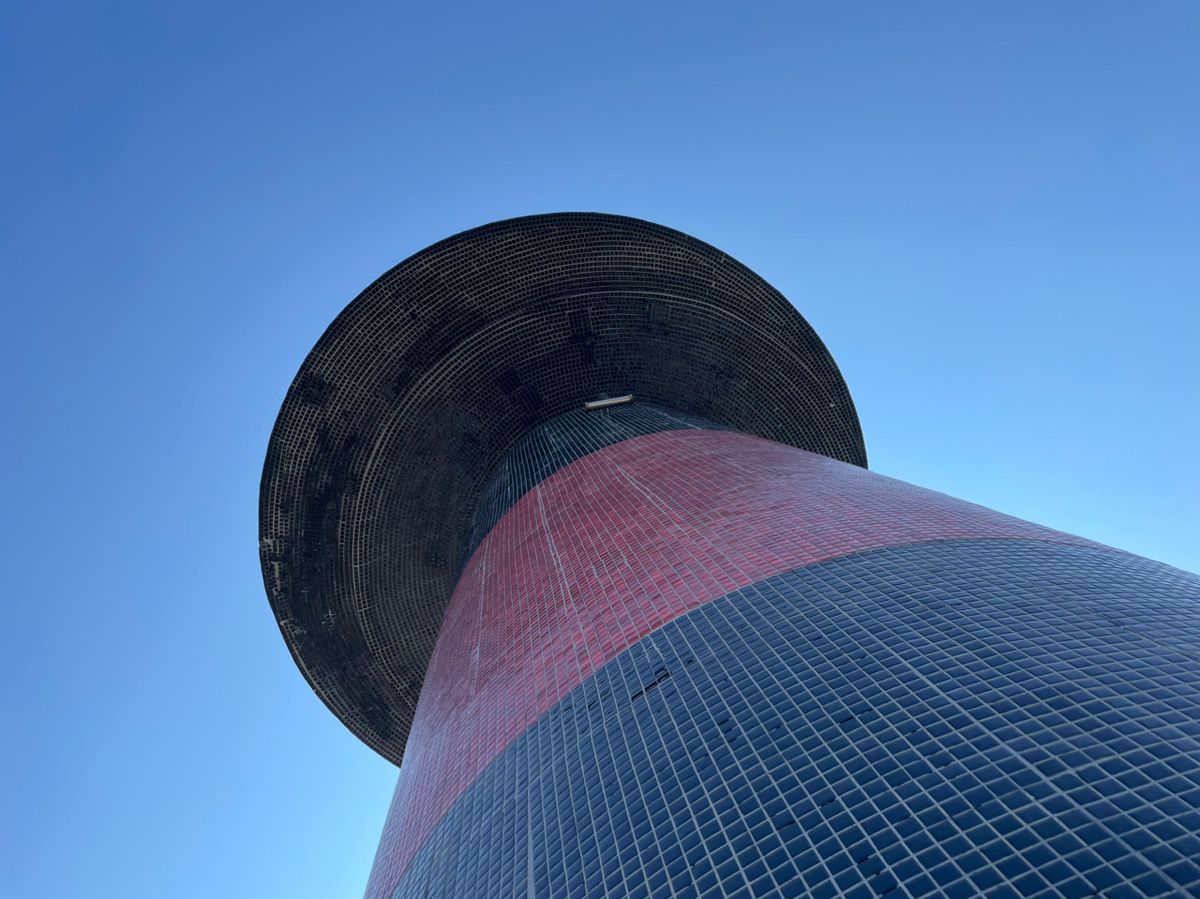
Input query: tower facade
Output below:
<box><xmin>261</xmin><ymin>214</ymin><xmax>1200</xmax><ymax>898</ymax></box>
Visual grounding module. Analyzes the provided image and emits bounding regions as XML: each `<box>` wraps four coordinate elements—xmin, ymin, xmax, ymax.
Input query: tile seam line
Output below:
<box><xmin>385</xmin><ymin>533</ymin><xmax>1120</xmax><ymax>892</ymax></box>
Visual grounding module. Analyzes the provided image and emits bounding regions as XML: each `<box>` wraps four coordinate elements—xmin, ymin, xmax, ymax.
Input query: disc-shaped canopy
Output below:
<box><xmin>260</xmin><ymin>212</ymin><xmax>865</xmax><ymax>765</ymax></box>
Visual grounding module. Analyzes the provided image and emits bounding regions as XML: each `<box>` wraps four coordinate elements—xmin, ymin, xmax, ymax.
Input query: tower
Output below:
<box><xmin>260</xmin><ymin>214</ymin><xmax>1200</xmax><ymax>898</ymax></box>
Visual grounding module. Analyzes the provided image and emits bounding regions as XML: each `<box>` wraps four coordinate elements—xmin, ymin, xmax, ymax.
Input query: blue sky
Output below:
<box><xmin>2</xmin><ymin>3</ymin><xmax>1196</xmax><ymax>897</ymax></box>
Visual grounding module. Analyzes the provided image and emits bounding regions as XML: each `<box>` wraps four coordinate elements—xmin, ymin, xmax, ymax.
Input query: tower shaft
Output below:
<box><xmin>366</xmin><ymin>405</ymin><xmax>1200</xmax><ymax>898</ymax></box>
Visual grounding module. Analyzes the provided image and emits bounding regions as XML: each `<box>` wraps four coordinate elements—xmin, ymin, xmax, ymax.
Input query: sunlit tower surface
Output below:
<box><xmin>261</xmin><ymin>214</ymin><xmax>1200</xmax><ymax>898</ymax></box>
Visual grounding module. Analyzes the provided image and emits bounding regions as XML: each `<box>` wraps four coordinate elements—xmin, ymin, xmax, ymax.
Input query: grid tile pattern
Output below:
<box><xmin>365</xmin><ymin>423</ymin><xmax>1101</xmax><ymax>898</ymax></box>
<box><xmin>387</xmin><ymin>541</ymin><xmax>1200</xmax><ymax>899</ymax></box>
<box><xmin>259</xmin><ymin>213</ymin><xmax>866</xmax><ymax>764</ymax></box>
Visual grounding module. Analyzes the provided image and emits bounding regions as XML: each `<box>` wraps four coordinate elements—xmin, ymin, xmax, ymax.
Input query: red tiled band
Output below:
<box><xmin>365</xmin><ymin>429</ymin><xmax>1096</xmax><ymax>896</ymax></box>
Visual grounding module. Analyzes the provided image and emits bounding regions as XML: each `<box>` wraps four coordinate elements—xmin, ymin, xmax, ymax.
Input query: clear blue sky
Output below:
<box><xmin>2</xmin><ymin>3</ymin><xmax>1196</xmax><ymax>897</ymax></box>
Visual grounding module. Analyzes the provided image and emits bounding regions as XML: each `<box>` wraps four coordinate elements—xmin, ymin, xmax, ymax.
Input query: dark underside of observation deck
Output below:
<box><xmin>259</xmin><ymin>212</ymin><xmax>865</xmax><ymax>765</ymax></box>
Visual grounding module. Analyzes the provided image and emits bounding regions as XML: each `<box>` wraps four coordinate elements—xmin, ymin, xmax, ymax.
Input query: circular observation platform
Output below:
<box><xmin>259</xmin><ymin>212</ymin><xmax>866</xmax><ymax>765</ymax></box>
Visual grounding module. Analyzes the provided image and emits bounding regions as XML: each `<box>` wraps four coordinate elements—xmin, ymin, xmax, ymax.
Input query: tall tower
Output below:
<box><xmin>260</xmin><ymin>214</ymin><xmax>1200</xmax><ymax>899</ymax></box>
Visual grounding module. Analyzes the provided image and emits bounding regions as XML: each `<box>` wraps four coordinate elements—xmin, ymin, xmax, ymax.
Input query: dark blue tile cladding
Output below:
<box><xmin>394</xmin><ymin>540</ymin><xmax>1200</xmax><ymax>899</ymax></box>
<box><xmin>464</xmin><ymin>403</ymin><xmax>721</xmax><ymax>558</ymax></box>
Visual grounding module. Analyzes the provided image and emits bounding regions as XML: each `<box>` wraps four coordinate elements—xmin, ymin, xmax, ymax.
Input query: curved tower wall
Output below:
<box><xmin>365</xmin><ymin>405</ymin><xmax>1200</xmax><ymax>899</ymax></box>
